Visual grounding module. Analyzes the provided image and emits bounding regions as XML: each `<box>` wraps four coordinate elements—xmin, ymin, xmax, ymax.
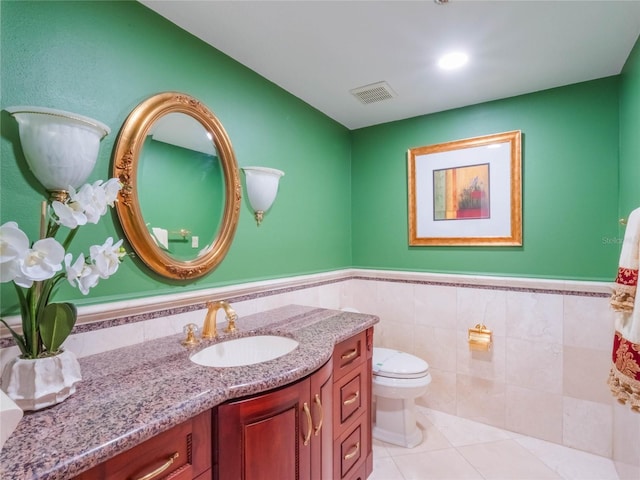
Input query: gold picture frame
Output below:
<box><xmin>408</xmin><ymin>130</ymin><xmax>522</xmax><ymax>246</ymax></box>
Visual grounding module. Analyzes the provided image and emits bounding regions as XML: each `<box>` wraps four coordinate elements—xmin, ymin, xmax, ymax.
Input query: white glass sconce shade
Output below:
<box><xmin>242</xmin><ymin>166</ymin><xmax>284</xmax><ymax>225</ymax></box>
<box><xmin>6</xmin><ymin>106</ymin><xmax>110</xmax><ymax>196</ymax></box>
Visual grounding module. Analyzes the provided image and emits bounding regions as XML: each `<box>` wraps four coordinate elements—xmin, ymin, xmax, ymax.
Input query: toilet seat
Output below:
<box><xmin>371</xmin><ymin>347</ymin><xmax>431</xmax><ymax>448</ymax></box>
<box><xmin>373</xmin><ymin>347</ymin><xmax>429</xmax><ymax>379</ymax></box>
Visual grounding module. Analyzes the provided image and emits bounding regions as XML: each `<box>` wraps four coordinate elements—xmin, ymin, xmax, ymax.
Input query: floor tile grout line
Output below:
<box><xmin>452</xmin><ymin>444</ymin><xmax>489</xmax><ymax>480</ymax></box>
<box><xmin>374</xmin><ymin>407</ymin><xmax>621</xmax><ymax>480</ymax></box>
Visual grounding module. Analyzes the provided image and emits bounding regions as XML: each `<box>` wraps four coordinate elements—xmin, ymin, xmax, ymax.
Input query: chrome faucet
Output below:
<box><xmin>202</xmin><ymin>300</ymin><xmax>238</xmax><ymax>339</ymax></box>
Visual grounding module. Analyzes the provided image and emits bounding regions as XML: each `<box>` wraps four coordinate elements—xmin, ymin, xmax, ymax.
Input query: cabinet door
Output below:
<box><xmin>193</xmin><ymin>470</ymin><xmax>212</xmax><ymax>480</ymax></box>
<box><xmin>310</xmin><ymin>359</ymin><xmax>333</xmax><ymax>480</ymax></box>
<box><xmin>216</xmin><ymin>378</ymin><xmax>312</xmax><ymax>480</ymax></box>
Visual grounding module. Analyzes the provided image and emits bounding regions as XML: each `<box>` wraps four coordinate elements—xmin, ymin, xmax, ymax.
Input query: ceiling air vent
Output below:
<box><xmin>350</xmin><ymin>81</ymin><xmax>396</xmax><ymax>105</ymax></box>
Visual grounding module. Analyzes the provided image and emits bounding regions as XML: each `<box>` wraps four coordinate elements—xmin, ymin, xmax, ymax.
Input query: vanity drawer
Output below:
<box><xmin>334</xmin><ymin>418</ymin><xmax>366</xmax><ymax>480</ymax></box>
<box><xmin>337</xmin><ymin>365</ymin><xmax>364</xmax><ymax>426</ymax></box>
<box><xmin>75</xmin><ymin>410</ymin><xmax>211</xmax><ymax>480</ymax></box>
<box><xmin>333</xmin><ymin>330</ymin><xmax>366</xmax><ymax>380</ymax></box>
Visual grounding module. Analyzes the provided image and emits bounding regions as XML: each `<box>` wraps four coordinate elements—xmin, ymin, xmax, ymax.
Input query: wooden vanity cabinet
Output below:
<box><xmin>214</xmin><ymin>359</ymin><xmax>333</xmax><ymax>480</ymax></box>
<box><xmin>74</xmin><ymin>410</ymin><xmax>211</xmax><ymax>480</ymax></box>
<box><xmin>73</xmin><ymin>328</ymin><xmax>373</xmax><ymax>480</ymax></box>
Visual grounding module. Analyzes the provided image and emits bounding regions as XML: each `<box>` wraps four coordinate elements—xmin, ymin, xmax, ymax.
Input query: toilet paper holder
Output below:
<box><xmin>468</xmin><ymin>323</ymin><xmax>492</xmax><ymax>351</ymax></box>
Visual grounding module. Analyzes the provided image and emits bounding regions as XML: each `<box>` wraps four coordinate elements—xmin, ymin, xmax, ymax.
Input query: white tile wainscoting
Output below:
<box><xmin>1</xmin><ymin>269</ymin><xmax>638</xmax><ymax>478</ymax></box>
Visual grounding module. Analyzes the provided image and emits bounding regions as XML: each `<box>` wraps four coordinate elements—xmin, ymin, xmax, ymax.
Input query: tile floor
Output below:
<box><xmin>370</xmin><ymin>406</ymin><xmax>626</xmax><ymax>480</ymax></box>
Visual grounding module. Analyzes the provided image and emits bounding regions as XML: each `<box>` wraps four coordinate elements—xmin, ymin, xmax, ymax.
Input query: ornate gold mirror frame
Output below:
<box><xmin>113</xmin><ymin>92</ymin><xmax>241</xmax><ymax>280</ymax></box>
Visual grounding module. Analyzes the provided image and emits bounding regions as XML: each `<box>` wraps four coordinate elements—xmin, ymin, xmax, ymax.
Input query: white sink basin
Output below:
<box><xmin>190</xmin><ymin>335</ymin><xmax>299</xmax><ymax>367</ymax></box>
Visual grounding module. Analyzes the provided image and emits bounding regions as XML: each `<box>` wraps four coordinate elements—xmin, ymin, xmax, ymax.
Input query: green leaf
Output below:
<box><xmin>14</xmin><ymin>283</ymin><xmax>35</xmax><ymax>357</ymax></box>
<box><xmin>39</xmin><ymin>303</ymin><xmax>77</xmax><ymax>354</ymax></box>
<box><xmin>0</xmin><ymin>318</ymin><xmax>28</xmax><ymax>357</ymax></box>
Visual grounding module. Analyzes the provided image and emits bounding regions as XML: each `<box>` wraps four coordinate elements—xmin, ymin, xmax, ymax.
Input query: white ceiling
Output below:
<box><xmin>141</xmin><ymin>0</ymin><xmax>640</xmax><ymax>130</ymax></box>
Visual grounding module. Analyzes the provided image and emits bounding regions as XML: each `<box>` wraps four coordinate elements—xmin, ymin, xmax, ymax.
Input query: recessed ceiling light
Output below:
<box><xmin>438</xmin><ymin>52</ymin><xmax>469</xmax><ymax>70</ymax></box>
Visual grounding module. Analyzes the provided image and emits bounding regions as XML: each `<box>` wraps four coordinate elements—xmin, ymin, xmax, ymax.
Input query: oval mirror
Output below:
<box><xmin>113</xmin><ymin>92</ymin><xmax>241</xmax><ymax>280</ymax></box>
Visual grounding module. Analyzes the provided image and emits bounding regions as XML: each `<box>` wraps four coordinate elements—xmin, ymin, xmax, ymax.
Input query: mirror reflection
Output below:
<box><xmin>139</xmin><ymin>113</ymin><xmax>225</xmax><ymax>260</ymax></box>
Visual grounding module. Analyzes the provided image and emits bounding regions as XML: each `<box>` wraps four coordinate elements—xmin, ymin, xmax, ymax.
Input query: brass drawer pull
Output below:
<box><xmin>302</xmin><ymin>402</ymin><xmax>312</xmax><ymax>446</ymax></box>
<box><xmin>313</xmin><ymin>394</ymin><xmax>324</xmax><ymax>436</ymax></box>
<box><xmin>343</xmin><ymin>441</ymin><xmax>360</xmax><ymax>460</ymax></box>
<box><xmin>341</xmin><ymin>348</ymin><xmax>358</xmax><ymax>360</ymax></box>
<box><xmin>134</xmin><ymin>452</ymin><xmax>179</xmax><ymax>480</ymax></box>
<box><xmin>343</xmin><ymin>391</ymin><xmax>360</xmax><ymax>406</ymax></box>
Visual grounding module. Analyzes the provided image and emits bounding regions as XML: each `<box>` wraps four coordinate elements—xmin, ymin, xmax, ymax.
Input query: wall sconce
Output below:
<box><xmin>241</xmin><ymin>166</ymin><xmax>284</xmax><ymax>226</ymax></box>
<box><xmin>6</xmin><ymin>106</ymin><xmax>110</xmax><ymax>202</ymax></box>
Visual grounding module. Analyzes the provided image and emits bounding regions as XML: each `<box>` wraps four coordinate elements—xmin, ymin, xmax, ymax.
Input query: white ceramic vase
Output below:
<box><xmin>1</xmin><ymin>350</ymin><xmax>82</xmax><ymax>411</ymax></box>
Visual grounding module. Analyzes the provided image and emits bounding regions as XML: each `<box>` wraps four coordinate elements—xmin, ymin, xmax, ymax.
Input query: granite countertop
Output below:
<box><xmin>0</xmin><ymin>305</ymin><xmax>378</xmax><ymax>480</ymax></box>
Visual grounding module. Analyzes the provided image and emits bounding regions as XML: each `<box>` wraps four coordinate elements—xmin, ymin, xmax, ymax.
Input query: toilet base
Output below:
<box><xmin>373</xmin><ymin>395</ymin><xmax>423</xmax><ymax>448</ymax></box>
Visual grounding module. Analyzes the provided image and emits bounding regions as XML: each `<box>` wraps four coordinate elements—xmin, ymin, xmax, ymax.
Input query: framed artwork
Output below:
<box><xmin>408</xmin><ymin>130</ymin><xmax>522</xmax><ymax>246</ymax></box>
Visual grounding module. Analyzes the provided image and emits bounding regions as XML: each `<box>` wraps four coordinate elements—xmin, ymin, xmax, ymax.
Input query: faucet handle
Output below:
<box><xmin>224</xmin><ymin>311</ymin><xmax>238</xmax><ymax>334</ymax></box>
<box><xmin>182</xmin><ymin>323</ymin><xmax>201</xmax><ymax>346</ymax></box>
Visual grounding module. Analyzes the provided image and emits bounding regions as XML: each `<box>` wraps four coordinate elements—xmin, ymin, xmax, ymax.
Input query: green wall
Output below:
<box><xmin>0</xmin><ymin>1</ymin><xmax>352</xmax><ymax>311</ymax></box>
<box><xmin>351</xmin><ymin>78</ymin><xmax>621</xmax><ymax>281</ymax></box>
<box><xmin>0</xmin><ymin>1</ymin><xmax>634</xmax><ymax>317</ymax></box>
<box><xmin>619</xmin><ymin>36</ymin><xmax>640</xmax><ymax>218</ymax></box>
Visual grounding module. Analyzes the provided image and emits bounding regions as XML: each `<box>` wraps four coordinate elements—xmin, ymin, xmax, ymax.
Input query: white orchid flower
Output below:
<box><xmin>17</xmin><ymin>237</ymin><xmax>65</xmax><ymax>287</ymax></box>
<box><xmin>87</xmin><ymin>179</ymin><xmax>119</xmax><ymax>220</ymax></box>
<box><xmin>52</xmin><ymin>195</ymin><xmax>88</xmax><ymax>229</ymax></box>
<box><xmin>64</xmin><ymin>253</ymin><xmax>83</xmax><ymax>282</ymax></box>
<box><xmin>0</xmin><ymin>222</ymin><xmax>30</xmax><ymax>283</ymax></box>
<box><xmin>77</xmin><ymin>264</ymin><xmax>101</xmax><ymax>295</ymax></box>
<box><xmin>64</xmin><ymin>253</ymin><xmax>99</xmax><ymax>295</ymax></box>
<box><xmin>79</xmin><ymin>179</ymin><xmax>120</xmax><ymax>224</ymax></box>
<box><xmin>86</xmin><ymin>178</ymin><xmax>121</xmax><ymax>214</ymax></box>
<box><xmin>3</xmin><ymin>178</ymin><xmax>125</xmax><ymax>359</ymax></box>
<box><xmin>90</xmin><ymin>237</ymin><xmax>125</xmax><ymax>279</ymax></box>
<box><xmin>75</xmin><ymin>182</ymin><xmax>103</xmax><ymax>224</ymax></box>
<box><xmin>102</xmin><ymin>178</ymin><xmax>122</xmax><ymax>207</ymax></box>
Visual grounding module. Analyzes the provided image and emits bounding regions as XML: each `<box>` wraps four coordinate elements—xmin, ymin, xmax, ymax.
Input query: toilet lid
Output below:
<box><xmin>372</xmin><ymin>347</ymin><xmax>429</xmax><ymax>379</ymax></box>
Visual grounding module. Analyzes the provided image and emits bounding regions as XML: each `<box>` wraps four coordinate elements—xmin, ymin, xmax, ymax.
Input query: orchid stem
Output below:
<box><xmin>62</xmin><ymin>228</ymin><xmax>79</xmax><ymax>251</ymax></box>
<box><xmin>39</xmin><ymin>201</ymin><xmax>47</xmax><ymax>239</ymax></box>
<box><xmin>29</xmin><ymin>284</ymin><xmax>40</xmax><ymax>357</ymax></box>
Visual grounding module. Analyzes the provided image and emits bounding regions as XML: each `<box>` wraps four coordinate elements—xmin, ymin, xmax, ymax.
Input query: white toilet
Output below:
<box><xmin>372</xmin><ymin>347</ymin><xmax>431</xmax><ymax>448</ymax></box>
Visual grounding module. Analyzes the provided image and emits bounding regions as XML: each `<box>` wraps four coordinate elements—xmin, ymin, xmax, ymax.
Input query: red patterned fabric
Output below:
<box><xmin>612</xmin><ymin>331</ymin><xmax>640</xmax><ymax>377</ymax></box>
<box><xmin>609</xmin><ymin>331</ymin><xmax>640</xmax><ymax>411</ymax></box>
<box><xmin>615</xmin><ymin>267</ymin><xmax>638</xmax><ymax>287</ymax></box>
